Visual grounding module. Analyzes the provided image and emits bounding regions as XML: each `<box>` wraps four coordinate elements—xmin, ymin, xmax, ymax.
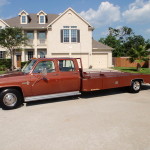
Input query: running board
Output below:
<box><xmin>24</xmin><ymin>91</ymin><xmax>81</xmax><ymax>102</ymax></box>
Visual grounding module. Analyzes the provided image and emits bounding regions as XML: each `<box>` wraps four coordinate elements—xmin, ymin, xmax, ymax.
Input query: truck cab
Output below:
<box><xmin>0</xmin><ymin>58</ymin><xmax>81</xmax><ymax>110</ymax></box>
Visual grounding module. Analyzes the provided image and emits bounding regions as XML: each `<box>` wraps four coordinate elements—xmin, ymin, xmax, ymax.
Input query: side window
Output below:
<box><xmin>33</xmin><ymin>61</ymin><xmax>55</xmax><ymax>73</ymax></box>
<box><xmin>59</xmin><ymin>60</ymin><xmax>75</xmax><ymax>72</ymax></box>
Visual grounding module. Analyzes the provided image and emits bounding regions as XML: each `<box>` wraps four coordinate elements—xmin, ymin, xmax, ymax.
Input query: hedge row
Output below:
<box><xmin>0</xmin><ymin>59</ymin><xmax>11</xmax><ymax>71</ymax></box>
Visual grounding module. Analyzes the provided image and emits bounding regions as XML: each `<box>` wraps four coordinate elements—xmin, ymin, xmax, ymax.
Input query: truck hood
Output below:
<box><xmin>0</xmin><ymin>71</ymin><xmax>25</xmax><ymax>79</ymax></box>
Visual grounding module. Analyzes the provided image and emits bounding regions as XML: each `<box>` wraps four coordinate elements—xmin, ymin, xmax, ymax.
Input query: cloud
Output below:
<box><xmin>0</xmin><ymin>0</ymin><xmax>10</xmax><ymax>7</ymax></box>
<box><xmin>122</xmin><ymin>0</ymin><xmax>150</xmax><ymax>23</ymax></box>
<box><xmin>146</xmin><ymin>28</ymin><xmax>150</xmax><ymax>33</ymax></box>
<box><xmin>80</xmin><ymin>1</ymin><xmax>121</xmax><ymax>27</ymax></box>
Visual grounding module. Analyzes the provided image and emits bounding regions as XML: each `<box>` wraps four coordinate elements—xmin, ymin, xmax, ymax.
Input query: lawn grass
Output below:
<box><xmin>0</xmin><ymin>71</ymin><xmax>6</xmax><ymax>74</ymax></box>
<box><xmin>113</xmin><ymin>67</ymin><xmax>150</xmax><ymax>74</ymax></box>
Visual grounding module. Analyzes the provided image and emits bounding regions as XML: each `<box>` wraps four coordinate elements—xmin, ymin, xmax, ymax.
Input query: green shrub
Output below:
<box><xmin>21</xmin><ymin>61</ymin><xmax>28</xmax><ymax>68</ymax></box>
<box><xmin>0</xmin><ymin>59</ymin><xmax>11</xmax><ymax>70</ymax></box>
<box><xmin>0</xmin><ymin>65</ymin><xmax>6</xmax><ymax>71</ymax></box>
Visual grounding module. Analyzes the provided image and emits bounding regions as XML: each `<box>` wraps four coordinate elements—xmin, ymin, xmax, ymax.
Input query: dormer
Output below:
<box><xmin>37</xmin><ymin>10</ymin><xmax>47</xmax><ymax>24</ymax></box>
<box><xmin>18</xmin><ymin>10</ymin><xmax>29</xmax><ymax>24</ymax></box>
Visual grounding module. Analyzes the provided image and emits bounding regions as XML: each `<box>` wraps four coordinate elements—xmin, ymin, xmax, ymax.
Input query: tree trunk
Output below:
<box><xmin>136</xmin><ymin>63</ymin><xmax>141</xmax><ymax>71</ymax></box>
<box><xmin>11</xmin><ymin>50</ymin><xmax>15</xmax><ymax>71</ymax></box>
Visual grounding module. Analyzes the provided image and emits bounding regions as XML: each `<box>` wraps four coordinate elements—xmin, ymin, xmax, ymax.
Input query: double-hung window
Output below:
<box><xmin>26</xmin><ymin>31</ymin><xmax>34</xmax><ymax>44</ymax></box>
<box><xmin>28</xmin><ymin>51</ymin><xmax>33</xmax><ymax>60</ymax></box>
<box><xmin>61</xmin><ymin>26</ymin><xmax>80</xmax><ymax>43</ymax></box>
<box><xmin>39</xmin><ymin>15</ymin><xmax>45</xmax><ymax>24</ymax></box>
<box><xmin>26</xmin><ymin>32</ymin><xmax>34</xmax><ymax>39</ymax></box>
<box><xmin>21</xmin><ymin>16</ymin><xmax>27</xmax><ymax>24</ymax></box>
<box><xmin>38</xmin><ymin>31</ymin><xmax>46</xmax><ymax>45</ymax></box>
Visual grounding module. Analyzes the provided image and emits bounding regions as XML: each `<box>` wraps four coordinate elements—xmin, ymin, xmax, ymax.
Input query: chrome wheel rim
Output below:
<box><xmin>3</xmin><ymin>93</ymin><xmax>17</xmax><ymax>107</ymax></box>
<box><xmin>133</xmin><ymin>81</ymin><xmax>140</xmax><ymax>91</ymax></box>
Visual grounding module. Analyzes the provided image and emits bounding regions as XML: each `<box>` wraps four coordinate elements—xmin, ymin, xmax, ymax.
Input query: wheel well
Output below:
<box><xmin>0</xmin><ymin>86</ymin><xmax>24</xmax><ymax>100</ymax></box>
<box><xmin>131</xmin><ymin>79</ymin><xmax>144</xmax><ymax>84</ymax></box>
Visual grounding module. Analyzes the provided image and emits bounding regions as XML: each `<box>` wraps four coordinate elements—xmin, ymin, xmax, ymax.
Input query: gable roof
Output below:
<box><xmin>37</xmin><ymin>10</ymin><xmax>47</xmax><ymax>16</ymax></box>
<box><xmin>47</xmin><ymin>7</ymin><xmax>93</xmax><ymax>29</ymax></box>
<box><xmin>0</xmin><ymin>19</ymin><xmax>10</xmax><ymax>27</ymax></box>
<box><xmin>18</xmin><ymin>10</ymin><xmax>29</xmax><ymax>16</ymax></box>
<box><xmin>4</xmin><ymin>13</ymin><xmax>58</xmax><ymax>29</ymax></box>
<box><xmin>92</xmin><ymin>39</ymin><xmax>113</xmax><ymax>50</ymax></box>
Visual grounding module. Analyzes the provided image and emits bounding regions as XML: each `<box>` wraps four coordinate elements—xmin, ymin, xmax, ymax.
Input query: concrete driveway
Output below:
<box><xmin>0</xmin><ymin>85</ymin><xmax>150</xmax><ymax>150</ymax></box>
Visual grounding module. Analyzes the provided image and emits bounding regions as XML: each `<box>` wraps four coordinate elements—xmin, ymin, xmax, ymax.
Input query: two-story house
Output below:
<box><xmin>0</xmin><ymin>8</ymin><xmax>113</xmax><ymax>69</ymax></box>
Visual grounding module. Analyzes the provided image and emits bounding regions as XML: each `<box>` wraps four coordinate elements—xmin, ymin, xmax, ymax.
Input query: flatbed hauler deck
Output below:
<box><xmin>0</xmin><ymin>58</ymin><xmax>150</xmax><ymax>110</ymax></box>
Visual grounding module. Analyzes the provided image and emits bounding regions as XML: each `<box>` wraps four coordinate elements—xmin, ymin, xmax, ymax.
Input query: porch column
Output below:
<box><xmin>34</xmin><ymin>30</ymin><xmax>38</xmax><ymax>58</ymax></box>
<box><xmin>34</xmin><ymin>48</ymin><xmax>38</xmax><ymax>58</ymax></box>
<box><xmin>22</xmin><ymin>49</ymin><xmax>26</xmax><ymax>62</ymax></box>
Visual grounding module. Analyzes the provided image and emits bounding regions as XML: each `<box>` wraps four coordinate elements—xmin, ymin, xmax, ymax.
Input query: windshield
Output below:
<box><xmin>22</xmin><ymin>60</ymin><xmax>37</xmax><ymax>73</ymax></box>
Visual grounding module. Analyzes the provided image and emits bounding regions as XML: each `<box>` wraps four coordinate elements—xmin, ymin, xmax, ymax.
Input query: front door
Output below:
<box><xmin>30</xmin><ymin>60</ymin><xmax>60</xmax><ymax>96</ymax></box>
<box><xmin>16</xmin><ymin>55</ymin><xmax>21</xmax><ymax>68</ymax></box>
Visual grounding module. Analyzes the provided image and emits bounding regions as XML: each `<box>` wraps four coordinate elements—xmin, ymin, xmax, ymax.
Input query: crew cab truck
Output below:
<box><xmin>0</xmin><ymin>58</ymin><xmax>150</xmax><ymax>110</ymax></box>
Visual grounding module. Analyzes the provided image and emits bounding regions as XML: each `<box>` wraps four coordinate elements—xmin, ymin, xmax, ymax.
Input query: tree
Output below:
<box><xmin>127</xmin><ymin>45</ymin><xmax>148</xmax><ymax>71</ymax></box>
<box><xmin>108</xmin><ymin>26</ymin><xmax>134</xmax><ymax>43</ymax></box>
<box><xmin>145</xmin><ymin>39</ymin><xmax>150</xmax><ymax>50</ymax></box>
<box><xmin>0</xmin><ymin>27</ymin><xmax>28</xmax><ymax>71</ymax></box>
<box><xmin>99</xmin><ymin>26</ymin><xmax>150</xmax><ymax>57</ymax></box>
<box><xmin>124</xmin><ymin>35</ymin><xmax>145</xmax><ymax>50</ymax></box>
<box><xmin>99</xmin><ymin>35</ymin><xmax>123</xmax><ymax>57</ymax></box>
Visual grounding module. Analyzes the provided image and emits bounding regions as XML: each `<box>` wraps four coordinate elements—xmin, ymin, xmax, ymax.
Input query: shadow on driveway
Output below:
<box><xmin>0</xmin><ymin>84</ymin><xmax>149</xmax><ymax>109</ymax></box>
<box><xmin>26</xmin><ymin>84</ymin><xmax>150</xmax><ymax>107</ymax></box>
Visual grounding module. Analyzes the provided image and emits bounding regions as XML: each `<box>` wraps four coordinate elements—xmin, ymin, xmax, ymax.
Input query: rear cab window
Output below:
<box><xmin>58</xmin><ymin>60</ymin><xmax>75</xmax><ymax>72</ymax></box>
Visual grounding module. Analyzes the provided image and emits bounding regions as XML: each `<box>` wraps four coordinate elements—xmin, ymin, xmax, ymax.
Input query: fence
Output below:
<box><xmin>113</xmin><ymin>57</ymin><xmax>148</xmax><ymax>68</ymax></box>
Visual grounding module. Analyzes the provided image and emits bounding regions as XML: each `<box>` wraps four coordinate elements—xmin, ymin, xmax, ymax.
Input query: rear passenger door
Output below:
<box><xmin>58</xmin><ymin>59</ymin><xmax>81</xmax><ymax>92</ymax></box>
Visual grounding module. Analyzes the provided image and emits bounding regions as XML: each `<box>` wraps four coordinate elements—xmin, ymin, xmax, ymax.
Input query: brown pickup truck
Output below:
<box><xmin>0</xmin><ymin>58</ymin><xmax>150</xmax><ymax>110</ymax></box>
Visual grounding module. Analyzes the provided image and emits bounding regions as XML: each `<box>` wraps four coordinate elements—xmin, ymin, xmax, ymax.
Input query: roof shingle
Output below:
<box><xmin>92</xmin><ymin>39</ymin><xmax>113</xmax><ymax>50</ymax></box>
<box><xmin>4</xmin><ymin>13</ymin><xmax>59</xmax><ymax>28</ymax></box>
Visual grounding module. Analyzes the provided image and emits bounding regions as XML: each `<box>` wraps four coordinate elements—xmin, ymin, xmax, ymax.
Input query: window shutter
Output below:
<box><xmin>60</xmin><ymin>29</ymin><xmax>63</xmax><ymax>43</ymax></box>
<box><xmin>77</xmin><ymin>30</ymin><xmax>80</xmax><ymax>43</ymax></box>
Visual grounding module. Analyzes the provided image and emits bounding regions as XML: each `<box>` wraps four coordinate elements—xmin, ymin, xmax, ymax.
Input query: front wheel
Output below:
<box><xmin>0</xmin><ymin>89</ymin><xmax>23</xmax><ymax>110</ymax></box>
<box><xmin>129</xmin><ymin>80</ymin><xmax>141</xmax><ymax>93</ymax></box>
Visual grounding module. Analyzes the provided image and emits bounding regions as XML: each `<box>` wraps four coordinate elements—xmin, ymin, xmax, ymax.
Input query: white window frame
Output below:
<box><xmin>39</xmin><ymin>15</ymin><xmax>45</xmax><ymax>24</ymax></box>
<box><xmin>62</xmin><ymin>26</ymin><xmax>78</xmax><ymax>43</ymax></box>
<box><xmin>21</xmin><ymin>15</ymin><xmax>27</xmax><ymax>24</ymax></box>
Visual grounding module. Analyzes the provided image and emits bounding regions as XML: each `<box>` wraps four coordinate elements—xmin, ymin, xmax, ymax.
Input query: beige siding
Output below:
<box><xmin>51</xmin><ymin>53</ymin><xmax>69</xmax><ymax>58</ymax></box>
<box><xmin>47</xmin><ymin>9</ymin><xmax>92</xmax><ymax>57</ymax></box>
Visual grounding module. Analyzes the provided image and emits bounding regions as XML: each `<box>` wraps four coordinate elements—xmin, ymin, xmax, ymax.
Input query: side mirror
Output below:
<box><xmin>41</xmin><ymin>68</ymin><xmax>47</xmax><ymax>77</ymax></box>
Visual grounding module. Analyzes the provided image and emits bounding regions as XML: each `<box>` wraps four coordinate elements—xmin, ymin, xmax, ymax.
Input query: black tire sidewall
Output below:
<box><xmin>130</xmin><ymin>81</ymin><xmax>141</xmax><ymax>93</ymax></box>
<box><xmin>0</xmin><ymin>89</ymin><xmax>23</xmax><ymax>110</ymax></box>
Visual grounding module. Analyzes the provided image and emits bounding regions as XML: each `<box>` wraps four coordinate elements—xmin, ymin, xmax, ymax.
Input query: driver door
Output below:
<box><xmin>30</xmin><ymin>60</ymin><xmax>60</xmax><ymax>96</ymax></box>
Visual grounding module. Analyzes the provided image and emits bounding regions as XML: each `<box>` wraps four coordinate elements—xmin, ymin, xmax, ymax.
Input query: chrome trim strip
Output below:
<box><xmin>24</xmin><ymin>91</ymin><xmax>81</xmax><ymax>102</ymax></box>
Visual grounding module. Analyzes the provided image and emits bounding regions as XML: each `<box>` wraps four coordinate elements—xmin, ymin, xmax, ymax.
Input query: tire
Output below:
<box><xmin>0</xmin><ymin>89</ymin><xmax>23</xmax><ymax>110</ymax></box>
<box><xmin>129</xmin><ymin>80</ymin><xmax>141</xmax><ymax>93</ymax></box>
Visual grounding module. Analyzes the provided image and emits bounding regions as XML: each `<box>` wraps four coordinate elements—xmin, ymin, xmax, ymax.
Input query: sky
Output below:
<box><xmin>0</xmin><ymin>0</ymin><xmax>150</xmax><ymax>40</ymax></box>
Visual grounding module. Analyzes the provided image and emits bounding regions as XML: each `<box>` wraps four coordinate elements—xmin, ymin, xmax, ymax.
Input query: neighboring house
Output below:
<box><xmin>0</xmin><ymin>8</ymin><xmax>113</xmax><ymax>69</ymax></box>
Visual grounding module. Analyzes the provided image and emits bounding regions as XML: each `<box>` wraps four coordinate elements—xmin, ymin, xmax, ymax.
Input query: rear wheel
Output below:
<box><xmin>129</xmin><ymin>80</ymin><xmax>141</xmax><ymax>93</ymax></box>
<box><xmin>0</xmin><ymin>89</ymin><xmax>23</xmax><ymax>110</ymax></box>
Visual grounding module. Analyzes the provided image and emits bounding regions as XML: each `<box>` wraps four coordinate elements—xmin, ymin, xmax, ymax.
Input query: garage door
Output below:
<box><xmin>51</xmin><ymin>53</ymin><xmax>69</xmax><ymax>58</ymax></box>
<box><xmin>92</xmin><ymin>53</ymin><xmax>108</xmax><ymax>69</ymax></box>
<box><xmin>72</xmin><ymin>54</ymin><xmax>89</xmax><ymax>69</ymax></box>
